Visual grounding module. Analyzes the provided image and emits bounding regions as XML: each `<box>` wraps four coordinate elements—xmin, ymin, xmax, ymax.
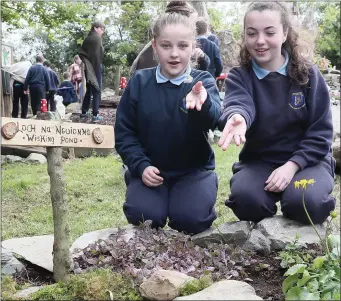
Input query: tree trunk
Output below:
<box><xmin>192</xmin><ymin>1</ymin><xmax>209</xmax><ymax>18</ymax></box>
<box><xmin>115</xmin><ymin>65</ymin><xmax>120</xmax><ymax>96</ymax></box>
<box><xmin>47</xmin><ymin>146</ymin><xmax>71</xmax><ymax>282</ymax></box>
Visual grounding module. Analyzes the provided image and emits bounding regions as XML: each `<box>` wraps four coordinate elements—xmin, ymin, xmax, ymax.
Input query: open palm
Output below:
<box><xmin>218</xmin><ymin>114</ymin><xmax>247</xmax><ymax>150</ymax></box>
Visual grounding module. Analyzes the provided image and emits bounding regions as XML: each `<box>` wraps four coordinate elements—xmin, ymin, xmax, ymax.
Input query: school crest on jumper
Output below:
<box><xmin>289</xmin><ymin>92</ymin><xmax>305</xmax><ymax>109</ymax></box>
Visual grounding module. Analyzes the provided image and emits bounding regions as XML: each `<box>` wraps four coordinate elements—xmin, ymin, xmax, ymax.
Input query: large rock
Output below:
<box><xmin>25</xmin><ymin>153</ymin><xmax>47</xmax><ymax>164</ymax></box>
<box><xmin>1</xmin><ymin>247</ymin><xmax>24</xmax><ymax>276</ymax></box>
<box><xmin>5</xmin><ymin>155</ymin><xmax>24</xmax><ymax>163</ymax></box>
<box><xmin>174</xmin><ymin>280</ymin><xmax>263</xmax><ymax>300</ymax></box>
<box><xmin>65</xmin><ymin>102</ymin><xmax>81</xmax><ymax>114</ymax></box>
<box><xmin>70</xmin><ymin>225</ymin><xmax>136</xmax><ymax>255</ymax></box>
<box><xmin>13</xmin><ymin>286</ymin><xmax>45</xmax><ymax>299</ymax></box>
<box><xmin>255</xmin><ymin>216</ymin><xmax>326</xmax><ymax>250</ymax></box>
<box><xmin>242</xmin><ymin>229</ymin><xmax>271</xmax><ymax>256</ymax></box>
<box><xmin>192</xmin><ymin>221</ymin><xmax>251</xmax><ymax>247</ymax></box>
<box><xmin>2</xmin><ymin>235</ymin><xmax>54</xmax><ymax>272</ymax></box>
<box><xmin>101</xmin><ymin>88</ymin><xmax>120</xmax><ymax>107</ymax></box>
<box><xmin>139</xmin><ymin>269</ymin><xmax>195</xmax><ymax>301</ymax></box>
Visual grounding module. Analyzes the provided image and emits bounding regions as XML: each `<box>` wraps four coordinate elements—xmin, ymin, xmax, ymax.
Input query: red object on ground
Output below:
<box><xmin>40</xmin><ymin>99</ymin><xmax>47</xmax><ymax>112</ymax></box>
<box><xmin>120</xmin><ymin>77</ymin><xmax>127</xmax><ymax>89</ymax></box>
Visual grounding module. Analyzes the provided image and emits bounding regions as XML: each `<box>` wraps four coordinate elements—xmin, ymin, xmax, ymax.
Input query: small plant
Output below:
<box><xmin>279</xmin><ymin>234</ymin><xmax>312</xmax><ymax>269</ymax></box>
<box><xmin>180</xmin><ymin>274</ymin><xmax>213</xmax><ymax>296</ymax></box>
<box><xmin>282</xmin><ymin>179</ymin><xmax>341</xmax><ymax>300</ymax></box>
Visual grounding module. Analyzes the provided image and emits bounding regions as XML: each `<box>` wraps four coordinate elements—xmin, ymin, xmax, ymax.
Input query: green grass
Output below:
<box><xmin>1</xmin><ymin>145</ymin><xmax>340</xmax><ymax>241</ymax></box>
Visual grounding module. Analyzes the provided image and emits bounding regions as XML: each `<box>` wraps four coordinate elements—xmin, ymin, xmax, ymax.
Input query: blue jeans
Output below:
<box><xmin>82</xmin><ymin>65</ymin><xmax>102</xmax><ymax>116</ymax></box>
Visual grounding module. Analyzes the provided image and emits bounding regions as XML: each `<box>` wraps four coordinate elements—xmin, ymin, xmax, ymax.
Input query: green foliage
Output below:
<box><xmin>180</xmin><ymin>274</ymin><xmax>213</xmax><ymax>296</ymax></box>
<box><xmin>282</xmin><ymin>182</ymin><xmax>341</xmax><ymax>300</ymax></box>
<box><xmin>207</xmin><ymin>5</ymin><xmax>243</xmax><ymax>41</ymax></box>
<box><xmin>314</xmin><ymin>3</ymin><xmax>340</xmax><ymax>69</ymax></box>
<box><xmin>279</xmin><ymin>234</ymin><xmax>312</xmax><ymax>269</ymax></box>
<box><xmin>282</xmin><ymin>239</ymin><xmax>340</xmax><ymax>300</ymax></box>
<box><xmin>298</xmin><ymin>2</ymin><xmax>340</xmax><ymax>69</ymax></box>
<box><xmin>0</xmin><ymin>1</ymin><xmax>29</xmax><ymax>28</ymax></box>
<box><xmin>1</xmin><ymin>276</ymin><xmax>18</xmax><ymax>300</ymax></box>
<box><xmin>30</xmin><ymin>269</ymin><xmax>140</xmax><ymax>300</ymax></box>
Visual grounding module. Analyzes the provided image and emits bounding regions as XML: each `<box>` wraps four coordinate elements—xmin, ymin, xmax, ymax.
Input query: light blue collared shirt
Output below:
<box><xmin>155</xmin><ymin>64</ymin><xmax>191</xmax><ymax>86</ymax></box>
<box><xmin>252</xmin><ymin>50</ymin><xmax>289</xmax><ymax>80</ymax></box>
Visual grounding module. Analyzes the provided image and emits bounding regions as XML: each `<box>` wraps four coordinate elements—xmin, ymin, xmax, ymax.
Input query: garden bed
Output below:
<box><xmin>11</xmin><ymin>224</ymin><xmax>325</xmax><ymax>300</ymax></box>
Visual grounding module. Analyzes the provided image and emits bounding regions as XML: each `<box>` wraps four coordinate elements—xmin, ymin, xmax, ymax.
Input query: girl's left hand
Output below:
<box><xmin>186</xmin><ymin>81</ymin><xmax>207</xmax><ymax>111</ymax></box>
<box><xmin>264</xmin><ymin>161</ymin><xmax>300</xmax><ymax>192</ymax></box>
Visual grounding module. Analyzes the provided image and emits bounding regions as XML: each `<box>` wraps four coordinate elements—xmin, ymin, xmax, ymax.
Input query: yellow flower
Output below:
<box><xmin>307</xmin><ymin>179</ymin><xmax>315</xmax><ymax>185</ymax></box>
<box><xmin>294</xmin><ymin>179</ymin><xmax>315</xmax><ymax>190</ymax></box>
<box><xmin>330</xmin><ymin>211</ymin><xmax>338</xmax><ymax>219</ymax></box>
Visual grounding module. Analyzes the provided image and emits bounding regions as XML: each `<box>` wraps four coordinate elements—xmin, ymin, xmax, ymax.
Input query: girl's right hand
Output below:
<box><xmin>218</xmin><ymin>114</ymin><xmax>247</xmax><ymax>150</ymax></box>
<box><xmin>142</xmin><ymin>166</ymin><xmax>164</xmax><ymax>187</ymax></box>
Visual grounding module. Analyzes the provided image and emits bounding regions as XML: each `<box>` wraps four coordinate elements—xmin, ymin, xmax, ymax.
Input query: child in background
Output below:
<box><xmin>115</xmin><ymin>1</ymin><xmax>221</xmax><ymax>235</ymax></box>
<box><xmin>218</xmin><ymin>2</ymin><xmax>335</xmax><ymax>225</ymax></box>
<box><xmin>57</xmin><ymin>72</ymin><xmax>77</xmax><ymax>107</ymax></box>
<box><xmin>68</xmin><ymin>54</ymin><xmax>82</xmax><ymax>99</ymax></box>
<box><xmin>43</xmin><ymin>60</ymin><xmax>59</xmax><ymax>111</ymax></box>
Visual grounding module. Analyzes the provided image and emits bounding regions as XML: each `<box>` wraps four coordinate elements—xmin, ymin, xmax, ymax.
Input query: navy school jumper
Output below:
<box><xmin>115</xmin><ymin>67</ymin><xmax>222</xmax><ymax>234</ymax></box>
<box><xmin>218</xmin><ymin>65</ymin><xmax>336</xmax><ymax>224</ymax></box>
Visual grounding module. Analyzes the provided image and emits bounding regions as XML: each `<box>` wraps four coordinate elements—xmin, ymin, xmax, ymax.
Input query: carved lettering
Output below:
<box><xmin>41</xmin><ymin>126</ymin><xmax>52</xmax><ymax>133</ymax></box>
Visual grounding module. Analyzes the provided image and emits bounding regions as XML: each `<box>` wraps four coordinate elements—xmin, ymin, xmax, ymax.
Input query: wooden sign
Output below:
<box><xmin>1</xmin><ymin>117</ymin><xmax>114</xmax><ymax>148</ymax></box>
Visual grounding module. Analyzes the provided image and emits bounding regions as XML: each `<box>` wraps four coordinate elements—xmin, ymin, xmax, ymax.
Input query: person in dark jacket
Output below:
<box><xmin>43</xmin><ymin>60</ymin><xmax>59</xmax><ymax>111</ymax></box>
<box><xmin>196</xmin><ymin>17</ymin><xmax>223</xmax><ymax>78</ymax></box>
<box><xmin>57</xmin><ymin>72</ymin><xmax>77</xmax><ymax>107</ymax></box>
<box><xmin>218</xmin><ymin>2</ymin><xmax>336</xmax><ymax>225</ymax></box>
<box><xmin>24</xmin><ymin>55</ymin><xmax>50</xmax><ymax>115</ymax></box>
<box><xmin>79</xmin><ymin>20</ymin><xmax>105</xmax><ymax>123</ymax></box>
<box><xmin>115</xmin><ymin>1</ymin><xmax>221</xmax><ymax>235</ymax></box>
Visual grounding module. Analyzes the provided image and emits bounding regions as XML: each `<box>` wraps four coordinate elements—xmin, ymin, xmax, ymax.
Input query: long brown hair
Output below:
<box><xmin>240</xmin><ymin>2</ymin><xmax>312</xmax><ymax>86</ymax></box>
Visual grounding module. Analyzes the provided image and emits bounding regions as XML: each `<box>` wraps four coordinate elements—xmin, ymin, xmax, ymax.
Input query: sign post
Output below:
<box><xmin>1</xmin><ymin>115</ymin><xmax>115</xmax><ymax>282</ymax></box>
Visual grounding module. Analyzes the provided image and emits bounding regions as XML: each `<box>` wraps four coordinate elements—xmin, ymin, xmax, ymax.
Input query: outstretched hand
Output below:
<box><xmin>142</xmin><ymin>166</ymin><xmax>164</xmax><ymax>187</ymax></box>
<box><xmin>185</xmin><ymin>81</ymin><xmax>207</xmax><ymax>111</ymax></box>
<box><xmin>218</xmin><ymin>114</ymin><xmax>247</xmax><ymax>150</ymax></box>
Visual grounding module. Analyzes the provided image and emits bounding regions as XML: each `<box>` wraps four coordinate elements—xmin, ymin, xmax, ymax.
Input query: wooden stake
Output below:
<box><xmin>47</xmin><ymin>146</ymin><xmax>71</xmax><ymax>282</ymax></box>
<box><xmin>39</xmin><ymin>112</ymin><xmax>70</xmax><ymax>282</ymax></box>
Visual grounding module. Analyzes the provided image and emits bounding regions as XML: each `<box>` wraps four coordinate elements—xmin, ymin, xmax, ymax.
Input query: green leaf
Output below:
<box><xmin>286</xmin><ymin>286</ymin><xmax>302</xmax><ymax>300</ymax></box>
<box><xmin>284</xmin><ymin>264</ymin><xmax>307</xmax><ymax>276</ymax></box>
<box><xmin>334</xmin><ymin>265</ymin><xmax>340</xmax><ymax>279</ymax></box>
<box><xmin>300</xmin><ymin>287</ymin><xmax>320</xmax><ymax>300</ymax></box>
<box><xmin>298</xmin><ymin>270</ymin><xmax>315</xmax><ymax>287</ymax></box>
<box><xmin>306</xmin><ymin>278</ymin><xmax>319</xmax><ymax>293</ymax></box>
<box><xmin>283</xmin><ymin>274</ymin><xmax>299</xmax><ymax>294</ymax></box>
<box><xmin>312</xmin><ymin>256</ymin><xmax>325</xmax><ymax>270</ymax></box>
<box><xmin>321</xmin><ymin>282</ymin><xmax>340</xmax><ymax>294</ymax></box>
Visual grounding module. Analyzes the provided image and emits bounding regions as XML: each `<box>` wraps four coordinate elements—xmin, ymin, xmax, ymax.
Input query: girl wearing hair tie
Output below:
<box><xmin>115</xmin><ymin>1</ymin><xmax>221</xmax><ymax>235</ymax></box>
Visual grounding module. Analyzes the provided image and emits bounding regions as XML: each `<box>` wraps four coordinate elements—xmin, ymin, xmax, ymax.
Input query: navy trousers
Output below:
<box><xmin>12</xmin><ymin>82</ymin><xmax>28</xmax><ymax>118</ymax></box>
<box><xmin>226</xmin><ymin>157</ymin><xmax>336</xmax><ymax>225</ymax></box>
<box><xmin>123</xmin><ymin>170</ymin><xmax>218</xmax><ymax>235</ymax></box>
<box><xmin>46</xmin><ymin>90</ymin><xmax>56</xmax><ymax>112</ymax></box>
<box><xmin>29</xmin><ymin>84</ymin><xmax>46</xmax><ymax>115</ymax></box>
